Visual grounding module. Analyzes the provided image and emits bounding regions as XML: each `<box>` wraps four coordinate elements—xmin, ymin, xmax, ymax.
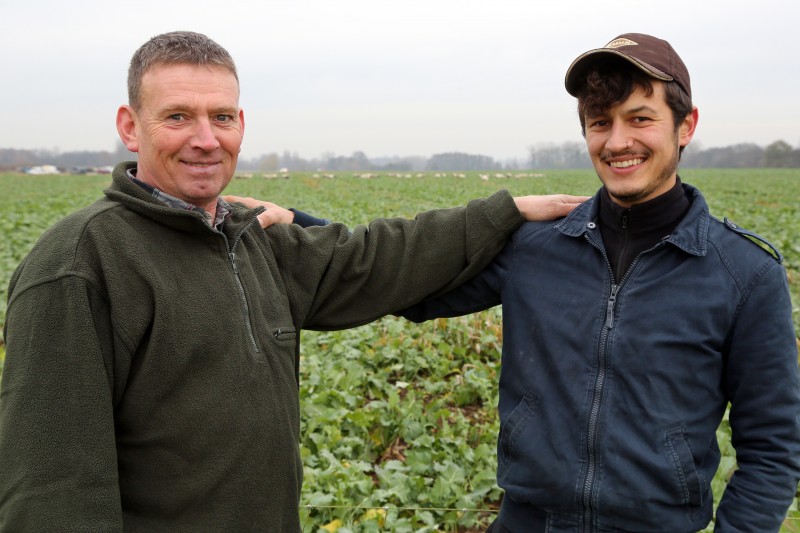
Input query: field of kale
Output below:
<box><xmin>0</xmin><ymin>168</ymin><xmax>798</xmax><ymax>532</ymax></box>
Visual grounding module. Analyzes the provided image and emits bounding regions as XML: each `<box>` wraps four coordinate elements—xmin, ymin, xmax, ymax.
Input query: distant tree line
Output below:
<box><xmin>682</xmin><ymin>141</ymin><xmax>800</xmax><ymax>168</ymax></box>
<box><xmin>243</xmin><ymin>150</ymin><xmax>503</xmax><ymax>172</ymax></box>
<box><xmin>1</xmin><ymin>140</ymin><xmax>799</xmax><ymax>173</ymax></box>
<box><xmin>426</xmin><ymin>152</ymin><xmax>502</xmax><ymax>171</ymax></box>
<box><xmin>526</xmin><ymin>140</ymin><xmax>800</xmax><ymax>169</ymax></box>
<box><xmin>527</xmin><ymin>141</ymin><xmax>800</xmax><ymax>169</ymax></box>
<box><xmin>0</xmin><ymin>144</ymin><xmax>131</xmax><ymax>172</ymax></box>
<box><xmin>249</xmin><ymin>151</ymin><xmax>430</xmax><ymax>173</ymax></box>
<box><xmin>528</xmin><ymin>142</ymin><xmax>592</xmax><ymax>169</ymax></box>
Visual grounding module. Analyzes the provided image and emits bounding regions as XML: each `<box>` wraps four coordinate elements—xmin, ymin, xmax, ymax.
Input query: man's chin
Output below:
<box><xmin>603</xmin><ymin>183</ymin><xmax>649</xmax><ymax>206</ymax></box>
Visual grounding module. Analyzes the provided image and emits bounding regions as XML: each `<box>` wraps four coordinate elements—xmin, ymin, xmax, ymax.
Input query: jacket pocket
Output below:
<box><xmin>498</xmin><ymin>394</ymin><xmax>537</xmax><ymax>480</ymax></box>
<box><xmin>267</xmin><ymin>327</ymin><xmax>298</xmax><ymax>368</ymax></box>
<box><xmin>665</xmin><ymin>427</ymin><xmax>704</xmax><ymax>507</ymax></box>
<box><xmin>272</xmin><ymin>327</ymin><xmax>297</xmax><ymax>342</ymax></box>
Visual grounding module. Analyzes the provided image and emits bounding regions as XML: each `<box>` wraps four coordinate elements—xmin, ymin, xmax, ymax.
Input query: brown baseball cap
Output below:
<box><xmin>565</xmin><ymin>33</ymin><xmax>691</xmax><ymax>99</ymax></box>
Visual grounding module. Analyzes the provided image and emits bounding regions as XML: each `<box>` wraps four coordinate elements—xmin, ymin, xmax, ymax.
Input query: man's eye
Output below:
<box><xmin>216</xmin><ymin>114</ymin><xmax>233</xmax><ymax>122</ymax></box>
<box><xmin>168</xmin><ymin>114</ymin><xmax>184</xmax><ymax>121</ymax></box>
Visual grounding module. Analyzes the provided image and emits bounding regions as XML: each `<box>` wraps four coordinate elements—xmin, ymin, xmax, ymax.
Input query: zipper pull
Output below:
<box><xmin>229</xmin><ymin>252</ymin><xmax>238</xmax><ymax>274</ymax></box>
<box><xmin>605</xmin><ymin>284</ymin><xmax>619</xmax><ymax>329</ymax></box>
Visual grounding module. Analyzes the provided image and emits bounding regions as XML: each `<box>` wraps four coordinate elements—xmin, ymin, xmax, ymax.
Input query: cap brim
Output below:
<box><xmin>565</xmin><ymin>49</ymin><xmax>674</xmax><ymax>97</ymax></box>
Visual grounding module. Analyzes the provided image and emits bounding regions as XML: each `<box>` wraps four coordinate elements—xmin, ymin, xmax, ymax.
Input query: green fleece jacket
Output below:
<box><xmin>0</xmin><ymin>161</ymin><xmax>523</xmax><ymax>532</ymax></box>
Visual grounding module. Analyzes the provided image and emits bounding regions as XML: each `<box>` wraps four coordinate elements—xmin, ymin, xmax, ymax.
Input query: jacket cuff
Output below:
<box><xmin>290</xmin><ymin>209</ymin><xmax>331</xmax><ymax>228</ymax></box>
<box><xmin>484</xmin><ymin>190</ymin><xmax>525</xmax><ymax>232</ymax></box>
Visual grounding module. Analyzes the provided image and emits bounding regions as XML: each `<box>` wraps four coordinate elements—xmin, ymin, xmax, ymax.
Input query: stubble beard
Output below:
<box><xmin>603</xmin><ymin>139</ymin><xmax>681</xmax><ymax>206</ymax></box>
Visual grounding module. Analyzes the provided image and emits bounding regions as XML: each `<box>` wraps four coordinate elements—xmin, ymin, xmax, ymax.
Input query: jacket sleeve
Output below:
<box><xmin>289</xmin><ymin>208</ymin><xmax>331</xmax><ymax>228</ymax></box>
<box><xmin>399</xmin><ymin>230</ymin><xmax>517</xmax><ymax>323</ymax></box>
<box><xmin>268</xmin><ymin>190</ymin><xmax>523</xmax><ymax>330</ymax></box>
<box><xmin>0</xmin><ymin>275</ymin><xmax>123</xmax><ymax>531</ymax></box>
<box><xmin>715</xmin><ymin>261</ymin><xmax>800</xmax><ymax>532</ymax></box>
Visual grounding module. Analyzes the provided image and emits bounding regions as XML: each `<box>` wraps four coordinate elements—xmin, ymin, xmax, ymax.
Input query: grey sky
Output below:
<box><xmin>2</xmin><ymin>0</ymin><xmax>798</xmax><ymax>161</ymax></box>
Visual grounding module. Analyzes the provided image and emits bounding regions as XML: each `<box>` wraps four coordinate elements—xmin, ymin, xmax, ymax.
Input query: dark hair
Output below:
<box><xmin>576</xmin><ymin>57</ymin><xmax>693</xmax><ymax>139</ymax></box>
<box><xmin>127</xmin><ymin>31</ymin><xmax>238</xmax><ymax>110</ymax></box>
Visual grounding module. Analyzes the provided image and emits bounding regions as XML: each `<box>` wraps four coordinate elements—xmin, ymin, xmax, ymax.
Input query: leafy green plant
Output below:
<box><xmin>1</xmin><ymin>169</ymin><xmax>798</xmax><ymax>532</ymax></box>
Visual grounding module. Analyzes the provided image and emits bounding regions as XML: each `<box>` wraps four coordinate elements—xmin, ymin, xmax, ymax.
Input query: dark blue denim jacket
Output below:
<box><xmin>404</xmin><ymin>183</ymin><xmax>800</xmax><ymax>533</ymax></box>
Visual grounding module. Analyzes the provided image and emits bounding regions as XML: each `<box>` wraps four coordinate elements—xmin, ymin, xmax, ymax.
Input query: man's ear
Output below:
<box><xmin>679</xmin><ymin>106</ymin><xmax>699</xmax><ymax>148</ymax></box>
<box><xmin>116</xmin><ymin>105</ymin><xmax>140</xmax><ymax>153</ymax></box>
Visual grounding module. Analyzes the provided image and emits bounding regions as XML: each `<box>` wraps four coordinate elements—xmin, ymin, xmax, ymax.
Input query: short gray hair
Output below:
<box><xmin>127</xmin><ymin>31</ymin><xmax>238</xmax><ymax>110</ymax></box>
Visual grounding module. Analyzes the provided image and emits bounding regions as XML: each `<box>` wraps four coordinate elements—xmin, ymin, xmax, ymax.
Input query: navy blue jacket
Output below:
<box><xmin>404</xmin><ymin>184</ymin><xmax>800</xmax><ymax>532</ymax></box>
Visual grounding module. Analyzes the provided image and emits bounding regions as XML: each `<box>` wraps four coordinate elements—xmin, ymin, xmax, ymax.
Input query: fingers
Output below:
<box><xmin>513</xmin><ymin>194</ymin><xmax>590</xmax><ymax>222</ymax></box>
<box><xmin>222</xmin><ymin>195</ymin><xmax>263</xmax><ymax>209</ymax></box>
<box><xmin>256</xmin><ymin>209</ymin><xmax>272</xmax><ymax>228</ymax></box>
<box><xmin>557</xmin><ymin>194</ymin><xmax>592</xmax><ymax>205</ymax></box>
<box><xmin>550</xmin><ymin>201</ymin><xmax>581</xmax><ymax>218</ymax></box>
<box><xmin>254</xmin><ymin>205</ymin><xmax>295</xmax><ymax>228</ymax></box>
<box><xmin>222</xmin><ymin>195</ymin><xmax>295</xmax><ymax>228</ymax></box>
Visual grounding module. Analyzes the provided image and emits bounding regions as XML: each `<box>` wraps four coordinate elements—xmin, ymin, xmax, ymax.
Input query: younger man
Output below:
<box><xmin>404</xmin><ymin>33</ymin><xmax>800</xmax><ymax>532</ymax></box>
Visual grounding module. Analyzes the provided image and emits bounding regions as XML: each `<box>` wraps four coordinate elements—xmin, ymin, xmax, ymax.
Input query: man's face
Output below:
<box><xmin>117</xmin><ymin>63</ymin><xmax>244</xmax><ymax>214</ymax></box>
<box><xmin>583</xmin><ymin>82</ymin><xmax>696</xmax><ymax>207</ymax></box>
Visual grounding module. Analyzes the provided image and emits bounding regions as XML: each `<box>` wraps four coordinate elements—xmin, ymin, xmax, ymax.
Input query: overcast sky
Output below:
<box><xmin>2</xmin><ymin>0</ymin><xmax>798</xmax><ymax>161</ymax></box>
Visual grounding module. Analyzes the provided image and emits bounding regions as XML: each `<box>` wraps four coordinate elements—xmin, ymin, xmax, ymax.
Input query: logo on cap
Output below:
<box><xmin>605</xmin><ymin>38</ymin><xmax>638</xmax><ymax>49</ymax></box>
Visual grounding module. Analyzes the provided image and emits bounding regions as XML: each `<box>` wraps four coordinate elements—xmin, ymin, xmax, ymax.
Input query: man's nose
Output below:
<box><xmin>191</xmin><ymin>119</ymin><xmax>221</xmax><ymax>151</ymax></box>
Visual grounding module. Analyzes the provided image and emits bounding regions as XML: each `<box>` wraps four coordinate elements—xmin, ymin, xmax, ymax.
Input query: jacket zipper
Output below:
<box><xmin>581</xmin><ymin>281</ymin><xmax>617</xmax><ymax>532</ymax></box>
<box><xmin>222</xmin><ymin>222</ymin><xmax>260</xmax><ymax>354</ymax></box>
<box><xmin>580</xmin><ymin>231</ymin><xmax>668</xmax><ymax>530</ymax></box>
<box><xmin>615</xmin><ymin>213</ymin><xmax>629</xmax><ymax>282</ymax></box>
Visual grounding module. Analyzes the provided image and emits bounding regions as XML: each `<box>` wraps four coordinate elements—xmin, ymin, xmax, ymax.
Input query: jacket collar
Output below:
<box><xmin>103</xmin><ymin>161</ymin><xmax>260</xmax><ymax>238</ymax></box>
<box><xmin>555</xmin><ymin>180</ymin><xmax>710</xmax><ymax>257</ymax></box>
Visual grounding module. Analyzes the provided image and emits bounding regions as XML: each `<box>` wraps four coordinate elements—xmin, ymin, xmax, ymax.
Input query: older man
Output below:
<box><xmin>0</xmin><ymin>31</ymin><xmax>585</xmax><ymax>531</ymax></box>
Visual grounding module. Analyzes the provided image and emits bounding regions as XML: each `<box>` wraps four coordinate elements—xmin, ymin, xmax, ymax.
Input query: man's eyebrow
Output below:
<box><xmin>212</xmin><ymin>106</ymin><xmax>240</xmax><ymax>115</ymax></box>
<box><xmin>156</xmin><ymin>104</ymin><xmax>240</xmax><ymax>118</ymax></box>
<box><xmin>625</xmin><ymin>105</ymin><xmax>658</xmax><ymax>115</ymax></box>
<box><xmin>159</xmin><ymin>104</ymin><xmax>192</xmax><ymax>114</ymax></box>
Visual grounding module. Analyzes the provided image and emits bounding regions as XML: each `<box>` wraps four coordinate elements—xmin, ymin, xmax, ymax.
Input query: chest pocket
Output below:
<box><xmin>273</xmin><ymin>327</ymin><xmax>297</xmax><ymax>342</ymax></box>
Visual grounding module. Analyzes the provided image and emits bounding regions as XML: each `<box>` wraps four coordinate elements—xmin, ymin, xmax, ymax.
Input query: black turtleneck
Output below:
<box><xmin>598</xmin><ymin>178</ymin><xmax>691</xmax><ymax>282</ymax></box>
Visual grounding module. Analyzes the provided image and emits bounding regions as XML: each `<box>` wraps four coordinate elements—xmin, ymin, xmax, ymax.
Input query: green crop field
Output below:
<box><xmin>0</xmin><ymin>168</ymin><xmax>798</xmax><ymax>532</ymax></box>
